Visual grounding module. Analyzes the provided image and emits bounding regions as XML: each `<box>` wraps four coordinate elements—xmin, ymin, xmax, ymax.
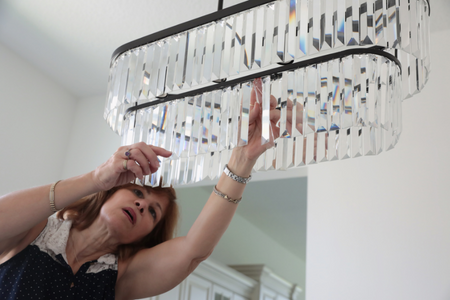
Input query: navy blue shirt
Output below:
<box><xmin>0</xmin><ymin>217</ymin><xmax>118</xmax><ymax>300</ymax></box>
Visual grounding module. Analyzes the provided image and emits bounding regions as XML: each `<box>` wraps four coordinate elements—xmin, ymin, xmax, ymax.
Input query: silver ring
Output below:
<box><xmin>123</xmin><ymin>159</ymin><xmax>128</xmax><ymax>170</ymax></box>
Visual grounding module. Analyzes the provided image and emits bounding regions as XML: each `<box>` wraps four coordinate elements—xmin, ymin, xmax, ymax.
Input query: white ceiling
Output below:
<box><xmin>0</xmin><ymin>0</ymin><xmax>448</xmax><ymax>262</ymax></box>
<box><xmin>0</xmin><ymin>0</ymin><xmax>448</xmax><ymax>99</ymax></box>
<box><xmin>0</xmin><ymin>0</ymin><xmax>245</xmax><ymax>98</ymax></box>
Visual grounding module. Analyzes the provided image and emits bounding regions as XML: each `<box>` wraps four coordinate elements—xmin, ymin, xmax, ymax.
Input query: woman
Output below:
<box><xmin>0</xmin><ymin>79</ymin><xmax>280</xmax><ymax>300</ymax></box>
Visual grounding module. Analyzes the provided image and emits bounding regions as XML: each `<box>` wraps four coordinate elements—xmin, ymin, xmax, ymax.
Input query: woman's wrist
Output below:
<box><xmin>228</xmin><ymin>148</ymin><xmax>256</xmax><ymax>178</ymax></box>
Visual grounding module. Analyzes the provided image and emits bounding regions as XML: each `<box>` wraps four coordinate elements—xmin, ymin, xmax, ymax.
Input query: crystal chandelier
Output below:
<box><xmin>104</xmin><ymin>0</ymin><xmax>431</xmax><ymax>187</ymax></box>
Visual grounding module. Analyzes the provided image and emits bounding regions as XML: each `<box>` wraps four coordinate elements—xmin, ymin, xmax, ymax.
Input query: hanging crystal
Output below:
<box><xmin>287</xmin><ymin>0</ymin><xmax>297</xmax><ymax>59</ymax></box>
<box><xmin>212</xmin><ymin>21</ymin><xmax>225</xmax><ymax>80</ymax></box>
<box><xmin>141</xmin><ymin>44</ymin><xmax>154</xmax><ymax>99</ymax></box>
<box><xmin>297</xmin><ymin>0</ymin><xmax>309</xmax><ymax>55</ymax></box>
<box><xmin>150</xmin><ymin>43</ymin><xmax>162</xmax><ymax>98</ymax></box>
<box><xmin>117</xmin><ymin>52</ymin><xmax>130</xmax><ymax>109</ymax></box>
<box><xmin>174</xmin><ymin>33</ymin><xmax>187</xmax><ymax>90</ymax></box>
<box><xmin>233</xmin><ymin>13</ymin><xmax>245</xmax><ymax>75</ymax></box>
<box><xmin>201</xmin><ymin>92</ymin><xmax>212</xmax><ymax>153</ymax></box>
<box><xmin>203</xmin><ymin>23</ymin><xmax>215</xmax><ymax>84</ymax></box>
<box><xmin>243</xmin><ymin>8</ymin><xmax>255</xmax><ymax>70</ymax></box>
<box><xmin>264</xmin><ymin>3</ymin><xmax>275</xmax><ymax>67</ymax></box>
<box><xmin>221</xmin><ymin>16</ymin><xmax>235</xmax><ymax>78</ymax></box>
<box><xmin>253</xmin><ymin>6</ymin><xmax>265</xmax><ymax>68</ymax></box>
<box><xmin>132</xmin><ymin>47</ymin><xmax>147</xmax><ymax>104</ymax></box>
<box><xmin>185</xmin><ymin>29</ymin><xmax>197</xmax><ymax>88</ymax></box>
<box><xmin>334</xmin><ymin>0</ymin><xmax>346</xmax><ymax>48</ymax></box>
<box><xmin>345</xmin><ymin>0</ymin><xmax>359</xmax><ymax>46</ymax></box>
<box><xmin>239</xmin><ymin>81</ymin><xmax>251</xmax><ymax>146</ymax></box>
<box><xmin>193</xmin><ymin>26</ymin><xmax>206</xmax><ymax>86</ymax></box>
<box><xmin>210</xmin><ymin>90</ymin><xmax>222</xmax><ymax>152</ymax></box>
<box><xmin>125</xmin><ymin>49</ymin><xmax>139</xmax><ymax>104</ymax></box>
<box><xmin>166</xmin><ymin>36</ymin><xmax>179</xmax><ymax>93</ymax></box>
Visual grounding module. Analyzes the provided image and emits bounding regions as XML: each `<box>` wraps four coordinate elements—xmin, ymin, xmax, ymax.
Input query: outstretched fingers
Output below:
<box><xmin>128</xmin><ymin>142</ymin><xmax>172</xmax><ymax>175</ymax></box>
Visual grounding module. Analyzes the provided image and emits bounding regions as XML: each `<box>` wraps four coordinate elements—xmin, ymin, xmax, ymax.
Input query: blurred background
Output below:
<box><xmin>0</xmin><ymin>1</ymin><xmax>449</xmax><ymax>299</ymax></box>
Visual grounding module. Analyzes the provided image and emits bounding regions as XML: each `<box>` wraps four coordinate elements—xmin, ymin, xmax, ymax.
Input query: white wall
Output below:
<box><xmin>306</xmin><ymin>30</ymin><xmax>450</xmax><ymax>300</ymax></box>
<box><xmin>61</xmin><ymin>95</ymin><xmax>119</xmax><ymax>179</ymax></box>
<box><xmin>0</xmin><ymin>42</ymin><xmax>77</xmax><ymax>195</ymax></box>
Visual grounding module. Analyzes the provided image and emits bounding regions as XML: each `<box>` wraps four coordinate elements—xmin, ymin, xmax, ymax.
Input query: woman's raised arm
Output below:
<box><xmin>115</xmin><ymin>79</ymin><xmax>280</xmax><ymax>299</ymax></box>
<box><xmin>0</xmin><ymin>173</ymin><xmax>97</xmax><ymax>254</ymax></box>
<box><xmin>0</xmin><ymin>144</ymin><xmax>171</xmax><ymax>253</ymax></box>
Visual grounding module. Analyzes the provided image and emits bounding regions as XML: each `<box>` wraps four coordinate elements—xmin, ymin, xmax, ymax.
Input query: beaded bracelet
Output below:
<box><xmin>213</xmin><ymin>185</ymin><xmax>241</xmax><ymax>204</ymax></box>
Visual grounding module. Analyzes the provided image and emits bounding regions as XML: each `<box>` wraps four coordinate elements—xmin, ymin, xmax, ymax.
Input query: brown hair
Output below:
<box><xmin>57</xmin><ymin>182</ymin><xmax>178</xmax><ymax>260</ymax></box>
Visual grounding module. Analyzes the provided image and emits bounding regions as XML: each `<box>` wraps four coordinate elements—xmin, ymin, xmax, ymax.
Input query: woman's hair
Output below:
<box><xmin>56</xmin><ymin>182</ymin><xmax>178</xmax><ymax>260</ymax></box>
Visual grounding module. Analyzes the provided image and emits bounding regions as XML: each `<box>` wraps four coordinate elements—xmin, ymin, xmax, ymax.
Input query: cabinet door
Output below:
<box><xmin>232</xmin><ymin>294</ymin><xmax>249</xmax><ymax>300</ymax></box>
<box><xmin>183</xmin><ymin>274</ymin><xmax>213</xmax><ymax>300</ymax></box>
<box><xmin>212</xmin><ymin>284</ymin><xmax>233</xmax><ymax>300</ymax></box>
<box><xmin>260</xmin><ymin>286</ymin><xmax>277</xmax><ymax>300</ymax></box>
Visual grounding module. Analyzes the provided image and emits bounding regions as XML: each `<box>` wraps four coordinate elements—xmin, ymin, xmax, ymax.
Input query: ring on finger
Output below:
<box><xmin>124</xmin><ymin>149</ymin><xmax>132</xmax><ymax>159</ymax></box>
<box><xmin>123</xmin><ymin>159</ymin><xmax>128</xmax><ymax>171</ymax></box>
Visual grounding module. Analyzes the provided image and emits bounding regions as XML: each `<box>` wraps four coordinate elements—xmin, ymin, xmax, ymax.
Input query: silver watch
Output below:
<box><xmin>224</xmin><ymin>164</ymin><xmax>252</xmax><ymax>184</ymax></box>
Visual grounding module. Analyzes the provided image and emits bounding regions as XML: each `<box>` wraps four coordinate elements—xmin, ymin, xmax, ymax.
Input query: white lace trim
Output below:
<box><xmin>31</xmin><ymin>216</ymin><xmax>118</xmax><ymax>273</ymax></box>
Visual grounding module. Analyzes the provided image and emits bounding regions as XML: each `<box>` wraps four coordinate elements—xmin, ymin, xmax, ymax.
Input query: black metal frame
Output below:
<box><xmin>111</xmin><ymin>0</ymin><xmax>275</xmax><ymax>63</ymax></box>
<box><xmin>124</xmin><ymin>45</ymin><xmax>401</xmax><ymax>116</ymax></box>
<box><xmin>218</xmin><ymin>0</ymin><xmax>224</xmax><ymax>11</ymax></box>
<box><xmin>111</xmin><ymin>0</ymin><xmax>431</xmax><ymax>64</ymax></box>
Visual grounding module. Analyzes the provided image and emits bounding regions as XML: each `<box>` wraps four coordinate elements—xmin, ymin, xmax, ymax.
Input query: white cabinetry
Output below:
<box><xmin>229</xmin><ymin>265</ymin><xmax>303</xmax><ymax>300</ymax></box>
<box><xmin>184</xmin><ymin>274</ymin><xmax>213</xmax><ymax>300</ymax></box>
<box><xmin>138</xmin><ymin>261</ymin><xmax>302</xmax><ymax>300</ymax></box>
<box><xmin>193</xmin><ymin>259</ymin><xmax>256</xmax><ymax>300</ymax></box>
<box><xmin>140</xmin><ymin>258</ymin><xmax>256</xmax><ymax>300</ymax></box>
<box><xmin>212</xmin><ymin>284</ymin><xmax>233</xmax><ymax>300</ymax></box>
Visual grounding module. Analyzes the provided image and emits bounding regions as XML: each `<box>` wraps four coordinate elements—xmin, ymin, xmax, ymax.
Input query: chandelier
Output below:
<box><xmin>104</xmin><ymin>0</ymin><xmax>431</xmax><ymax>187</ymax></box>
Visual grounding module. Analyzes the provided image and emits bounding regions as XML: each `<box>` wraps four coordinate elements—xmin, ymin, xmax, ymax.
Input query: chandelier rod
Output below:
<box><xmin>123</xmin><ymin>45</ymin><xmax>400</xmax><ymax>117</ymax></box>
<box><xmin>218</xmin><ymin>0</ymin><xmax>224</xmax><ymax>11</ymax></box>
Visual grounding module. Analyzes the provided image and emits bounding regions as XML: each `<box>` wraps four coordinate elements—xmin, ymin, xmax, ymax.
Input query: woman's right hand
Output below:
<box><xmin>91</xmin><ymin>142</ymin><xmax>172</xmax><ymax>191</ymax></box>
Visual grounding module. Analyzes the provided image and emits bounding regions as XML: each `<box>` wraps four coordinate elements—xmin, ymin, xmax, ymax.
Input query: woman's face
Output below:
<box><xmin>99</xmin><ymin>185</ymin><xmax>170</xmax><ymax>244</ymax></box>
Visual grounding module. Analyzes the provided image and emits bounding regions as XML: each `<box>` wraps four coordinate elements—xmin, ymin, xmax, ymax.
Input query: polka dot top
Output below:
<box><xmin>0</xmin><ymin>216</ymin><xmax>118</xmax><ymax>300</ymax></box>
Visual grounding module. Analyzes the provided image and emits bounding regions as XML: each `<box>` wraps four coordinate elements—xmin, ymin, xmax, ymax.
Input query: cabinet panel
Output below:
<box><xmin>232</xmin><ymin>294</ymin><xmax>248</xmax><ymax>300</ymax></box>
<box><xmin>184</xmin><ymin>274</ymin><xmax>213</xmax><ymax>300</ymax></box>
<box><xmin>213</xmin><ymin>284</ymin><xmax>233</xmax><ymax>300</ymax></box>
<box><xmin>260</xmin><ymin>286</ymin><xmax>277</xmax><ymax>300</ymax></box>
